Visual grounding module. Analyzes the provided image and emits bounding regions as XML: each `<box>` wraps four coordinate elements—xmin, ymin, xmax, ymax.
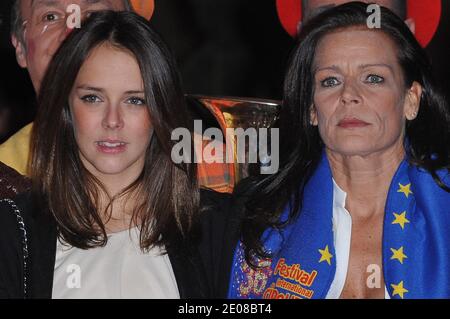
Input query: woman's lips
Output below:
<box><xmin>96</xmin><ymin>140</ymin><xmax>128</xmax><ymax>154</ymax></box>
<box><xmin>338</xmin><ymin>118</ymin><xmax>371</xmax><ymax>128</ymax></box>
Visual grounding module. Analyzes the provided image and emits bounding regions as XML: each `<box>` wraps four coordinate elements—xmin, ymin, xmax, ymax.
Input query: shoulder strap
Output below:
<box><xmin>0</xmin><ymin>198</ymin><xmax>29</xmax><ymax>298</ymax></box>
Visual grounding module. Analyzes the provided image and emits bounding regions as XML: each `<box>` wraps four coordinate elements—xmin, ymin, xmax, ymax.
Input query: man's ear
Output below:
<box><xmin>405</xmin><ymin>81</ymin><xmax>422</xmax><ymax>121</ymax></box>
<box><xmin>405</xmin><ymin>18</ymin><xmax>415</xmax><ymax>34</ymax></box>
<box><xmin>12</xmin><ymin>35</ymin><xmax>28</xmax><ymax>68</ymax></box>
<box><xmin>310</xmin><ymin>104</ymin><xmax>318</xmax><ymax>126</ymax></box>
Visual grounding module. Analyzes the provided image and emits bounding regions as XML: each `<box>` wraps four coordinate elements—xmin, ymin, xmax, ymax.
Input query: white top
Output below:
<box><xmin>326</xmin><ymin>179</ymin><xmax>390</xmax><ymax>299</ymax></box>
<box><xmin>52</xmin><ymin>227</ymin><xmax>180</xmax><ymax>299</ymax></box>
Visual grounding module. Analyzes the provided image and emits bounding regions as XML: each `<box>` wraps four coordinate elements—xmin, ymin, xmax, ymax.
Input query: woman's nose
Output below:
<box><xmin>102</xmin><ymin>105</ymin><xmax>124</xmax><ymax>130</ymax></box>
<box><xmin>340</xmin><ymin>81</ymin><xmax>362</xmax><ymax>105</ymax></box>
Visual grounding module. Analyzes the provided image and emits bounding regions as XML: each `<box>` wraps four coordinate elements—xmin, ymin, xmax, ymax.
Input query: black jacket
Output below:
<box><xmin>196</xmin><ymin>188</ymin><xmax>242</xmax><ymax>298</ymax></box>
<box><xmin>0</xmin><ymin>189</ymin><xmax>240</xmax><ymax>299</ymax></box>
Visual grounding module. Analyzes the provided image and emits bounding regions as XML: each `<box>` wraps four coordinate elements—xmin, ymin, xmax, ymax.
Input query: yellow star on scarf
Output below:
<box><xmin>397</xmin><ymin>183</ymin><xmax>413</xmax><ymax>198</ymax></box>
<box><xmin>390</xmin><ymin>246</ymin><xmax>408</xmax><ymax>264</ymax></box>
<box><xmin>391</xmin><ymin>281</ymin><xmax>409</xmax><ymax>299</ymax></box>
<box><xmin>318</xmin><ymin>245</ymin><xmax>333</xmax><ymax>265</ymax></box>
<box><xmin>392</xmin><ymin>211</ymin><xmax>410</xmax><ymax>230</ymax></box>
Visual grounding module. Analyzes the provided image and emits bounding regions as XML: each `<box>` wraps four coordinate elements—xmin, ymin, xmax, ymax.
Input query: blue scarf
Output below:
<box><xmin>228</xmin><ymin>152</ymin><xmax>450</xmax><ymax>299</ymax></box>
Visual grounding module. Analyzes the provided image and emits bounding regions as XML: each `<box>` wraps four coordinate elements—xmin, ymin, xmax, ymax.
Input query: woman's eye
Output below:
<box><xmin>366</xmin><ymin>74</ymin><xmax>385</xmax><ymax>84</ymax></box>
<box><xmin>320</xmin><ymin>77</ymin><xmax>341</xmax><ymax>88</ymax></box>
<box><xmin>81</xmin><ymin>95</ymin><xmax>101</xmax><ymax>103</ymax></box>
<box><xmin>126</xmin><ymin>97</ymin><xmax>146</xmax><ymax>106</ymax></box>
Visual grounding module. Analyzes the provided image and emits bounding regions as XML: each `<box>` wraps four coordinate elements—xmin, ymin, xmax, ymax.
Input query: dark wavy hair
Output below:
<box><xmin>239</xmin><ymin>2</ymin><xmax>450</xmax><ymax>264</ymax></box>
<box><xmin>31</xmin><ymin>11</ymin><xmax>198</xmax><ymax>251</ymax></box>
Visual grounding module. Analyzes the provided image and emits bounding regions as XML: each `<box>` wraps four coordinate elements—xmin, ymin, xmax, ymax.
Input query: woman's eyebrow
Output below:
<box><xmin>358</xmin><ymin>63</ymin><xmax>394</xmax><ymax>73</ymax></box>
<box><xmin>314</xmin><ymin>65</ymin><xmax>340</xmax><ymax>74</ymax></box>
<box><xmin>313</xmin><ymin>63</ymin><xmax>394</xmax><ymax>74</ymax></box>
<box><xmin>75</xmin><ymin>85</ymin><xmax>104</xmax><ymax>92</ymax></box>
<box><xmin>124</xmin><ymin>90</ymin><xmax>145</xmax><ymax>94</ymax></box>
<box><xmin>75</xmin><ymin>87</ymin><xmax>145</xmax><ymax>94</ymax></box>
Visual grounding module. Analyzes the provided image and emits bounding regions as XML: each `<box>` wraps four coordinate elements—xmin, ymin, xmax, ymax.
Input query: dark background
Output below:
<box><xmin>0</xmin><ymin>0</ymin><xmax>449</xmax><ymax>142</ymax></box>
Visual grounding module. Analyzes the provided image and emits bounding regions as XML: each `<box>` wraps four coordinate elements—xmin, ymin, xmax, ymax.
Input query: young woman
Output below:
<box><xmin>0</xmin><ymin>10</ymin><xmax>221</xmax><ymax>299</ymax></box>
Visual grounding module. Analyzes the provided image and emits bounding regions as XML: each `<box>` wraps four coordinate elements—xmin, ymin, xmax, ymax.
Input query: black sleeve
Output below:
<box><xmin>198</xmin><ymin>189</ymin><xmax>242</xmax><ymax>298</ymax></box>
<box><xmin>0</xmin><ymin>199</ymin><xmax>26</xmax><ymax>298</ymax></box>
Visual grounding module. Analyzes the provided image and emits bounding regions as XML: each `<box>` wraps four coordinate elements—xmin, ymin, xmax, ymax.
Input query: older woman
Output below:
<box><xmin>204</xmin><ymin>2</ymin><xmax>450</xmax><ymax>299</ymax></box>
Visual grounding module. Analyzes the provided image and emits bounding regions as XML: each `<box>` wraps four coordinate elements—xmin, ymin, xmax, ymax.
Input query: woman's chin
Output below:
<box><xmin>327</xmin><ymin>142</ymin><xmax>377</xmax><ymax>157</ymax></box>
<box><xmin>88</xmin><ymin>161</ymin><xmax>132</xmax><ymax>176</ymax></box>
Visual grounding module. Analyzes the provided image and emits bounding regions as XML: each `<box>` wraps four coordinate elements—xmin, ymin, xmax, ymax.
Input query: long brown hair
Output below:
<box><xmin>30</xmin><ymin>11</ymin><xmax>198</xmax><ymax>251</ymax></box>
<box><xmin>239</xmin><ymin>2</ymin><xmax>450</xmax><ymax>264</ymax></box>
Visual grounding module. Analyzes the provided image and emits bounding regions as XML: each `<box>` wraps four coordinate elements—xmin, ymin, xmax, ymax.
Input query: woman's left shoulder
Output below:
<box><xmin>408</xmin><ymin>165</ymin><xmax>450</xmax><ymax>202</ymax></box>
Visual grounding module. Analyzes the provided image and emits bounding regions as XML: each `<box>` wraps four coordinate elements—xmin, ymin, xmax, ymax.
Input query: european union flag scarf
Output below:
<box><xmin>228</xmin><ymin>151</ymin><xmax>450</xmax><ymax>299</ymax></box>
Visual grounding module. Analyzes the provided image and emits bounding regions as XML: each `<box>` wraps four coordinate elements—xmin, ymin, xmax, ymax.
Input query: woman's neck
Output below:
<box><xmin>96</xmin><ymin>183</ymin><xmax>141</xmax><ymax>234</ymax></box>
<box><xmin>327</xmin><ymin>142</ymin><xmax>405</xmax><ymax>219</ymax></box>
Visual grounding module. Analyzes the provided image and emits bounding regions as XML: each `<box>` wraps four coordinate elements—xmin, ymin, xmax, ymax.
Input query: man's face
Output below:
<box><xmin>13</xmin><ymin>0</ymin><xmax>127</xmax><ymax>91</ymax></box>
<box><xmin>303</xmin><ymin>0</ymin><xmax>397</xmax><ymax>20</ymax></box>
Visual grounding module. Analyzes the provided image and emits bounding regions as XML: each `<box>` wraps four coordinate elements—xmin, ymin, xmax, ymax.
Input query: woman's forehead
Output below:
<box><xmin>314</xmin><ymin>28</ymin><xmax>399</xmax><ymax>67</ymax></box>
